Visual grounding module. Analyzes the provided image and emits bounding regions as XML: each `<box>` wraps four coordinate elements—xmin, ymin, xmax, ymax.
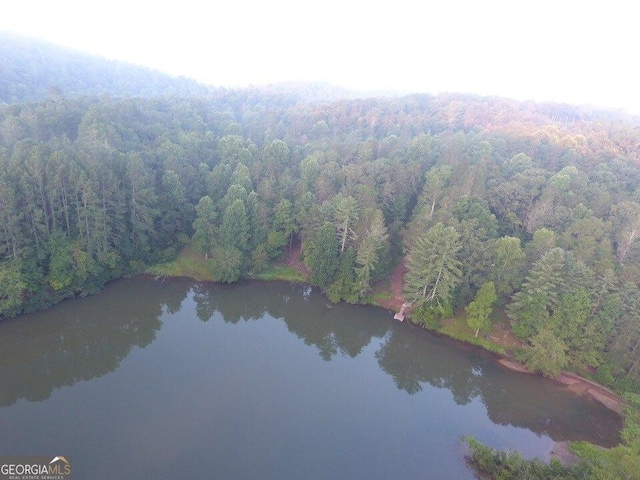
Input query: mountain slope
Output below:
<box><xmin>0</xmin><ymin>32</ymin><xmax>214</xmax><ymax>102</ymax></box>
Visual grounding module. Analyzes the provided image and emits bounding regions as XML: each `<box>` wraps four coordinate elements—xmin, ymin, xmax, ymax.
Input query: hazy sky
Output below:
<box><xmin>2</xmin><ymin>0</ymin><xmax>638</xmax><ymax>113</ymax></box>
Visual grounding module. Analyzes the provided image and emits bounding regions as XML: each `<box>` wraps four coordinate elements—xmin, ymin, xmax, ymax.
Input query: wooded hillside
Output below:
<box><xmin>2</xmin><ymin>37</ymin><xmax>640</xmax><ymax>394</ymax></box>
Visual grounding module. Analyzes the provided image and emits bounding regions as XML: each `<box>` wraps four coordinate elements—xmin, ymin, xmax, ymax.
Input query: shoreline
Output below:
<box><xmin>498</xmin><ymin>358</ymin><xmax>624</xmax><ymax>414</ymax></box>
<box><xmin>146</xmin><ymin>265</ymin><xmax>627</xmax><ymax>418</ymax></box>
<box><xmin>145</xmin><ymin>271</ymin><xmax>625</xmax><ymax>471</ymax></box>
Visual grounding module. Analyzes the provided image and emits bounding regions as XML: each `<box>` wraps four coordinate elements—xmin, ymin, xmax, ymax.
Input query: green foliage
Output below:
<box><xmin>0</xmin><ymin>262</ymin><xmax>26</xmax><ymax>317</ymax></box>
<box><xmin>403</xmin><ymin>223</ymin><xmax>462</xmax><ymax>308</ymax></box>
<box><xmin>300</xmin><ymin>155</ymin><xmax>320</xmax><ymax>191</ymax></box>
<box><xmin>465</xmin><ymin>437</ymin><xmax>594</xmax><ymax>480</ymax></box>
<box><xmin>305</xmin><ymin>223</ymin><xmax>339</xmax><ymax>287</ymax></box>
<box><xmin>327</xmin><ymin>248</ymin><xmax>359</xmax><ymax>303</ymax></box>
<box><xmin>570</xmin><ymin>394</ymin><xmax>640</xmax><ymax>479</ymax></box>
<box><xmin>0</xmin><ymin>33</ymin><xmax>212</xmax><ymax>103</ymax></box>
<box><xmin>160</xmin><ymin>170</ymin><xmax>193</xmax><ymax>242</ymax></box>
<box><xmin>551</xmin><ymin>289</ymin><xmax>604</xmax><ymax>368</ymax></box>
<box><xmin>1</xmin><ymin>54</ymin><xmax>640</xmax><ymax>403</ymax></box>
<box><xmin>265</xmin><ymin>198</ymin><xmax>296</xmax><ymax>259</ymax></box>
<box><xmin>273</xmin><ymin>199</ymin><xmax>296</xmax><ymax>238</ymax></box>
<box><xmin>508</xmin><ymin>247</ymin><xmax>566</xmax><ymax>339</ymax></box>
<box><xmin>410</xmin><ymin>302</ymin><xmax>453</xmax><ymax>330</ymax></box>
<box><xmin>455</xmin><ymin>196</ymin><xmax>498</xmax><ymax>238</ymax></box>
<box><xmin>518</xmin><ymin>327</ymin><xmax>568</xmax><ymax>377</ymax></box>
<box><xmin>263</xmin><ymin>139</ymin><xmax>291</xmax><ymax>169</ymax></box>
<box><xmin>608</xmin><ymin>283</ymin><xmax>640</xmax><ymax>383</ymax></box>
<box><xmin>490</xmin><ymin>236</ymin><xmax>526</xmax><ymax>298</ymax></box>
<box><xmin>231</xmin><ymin>163</ymin><xmax>253</xmax><ymax>192</ymax></box>
<box><xmin>419</xmin><ymin>165</ymin><xmax>452</xmax><ymax>219</ymax></box>
<box><xmin>210</xmin><ymin>246</ymin><xmax>243</xmax><ymax>283</ymax></box>
<box><xmin>333</xmin><ymin>194</ymin><xmax>359</xmax><ymax>254</ymax></box>
<box><xmin>265</xmin><ymin>230</ymin><xmax>287</xmax><ymax>259</ymax></box>
<box><xmin>219</xmin><ymin>199</ymin><xmax>250</xmax><ymax>253</ymax></box>
<box><xmin>622</xmin><ymin>392</ymin><xmax>640</xmax><ymax>448</ymax></box>
<box><xmin>147</xmin><ymin>245</ymin><xmax>214</xmax><ymax>282</ymax></box>
<box><xmin>125</xmin><ymin>153</ymin><xmax>159</xmax><ymax>254</ymax></box>
<box><xmin>355</xmin><ymin>209</ymin><xmax>389</xmax><ymax>297</ymax></box>
<box><xmin>467</xmin><ymin>392</ymin><xmax>640</xmax><ymax>480</ymax></box>
<box><xmin>439</xmin><ymin>320</ymin><xmax>507</xmax><ymax>355</ymax></box>
<box><xmin>610</xmin><ymin>200</ymin><xmax>640</xmax><ymax>263</ymax></box>
<box><xmin>192</xmin><ymin>196</ymin><xmax>217</xmax><ymax>255</ymax></box>
<box><xmin>526</xmin><ymin>228</ymin><xmax>556</xmax><ymax>264</ymax></box>
<box><xmin>511</xmin><ymin>291</ymin><xmax>549</xmax><ymax>339</ymax></box>
<box><xmin>249</xmin><ymin>264</ymin><xmax>305</xmax><ymax>283</ymax></box>
<box><xmin>250</xmin><ymin>244</ymin><xmax>270</xmax><ymax>274</ymax></box>
<box><xmin>46</xmin><ymin>231</ymin><xmax>75</xmax><ymax>291</ymax></box>
<box><xmin>586</xmin><ymin>444</ymin><xmax>640</xmax><ymax>480</ymax></box>
<box><xmin>465</xmin><ymin>281</ymin><xmax>497</xmax><ymax>337</ymax></box>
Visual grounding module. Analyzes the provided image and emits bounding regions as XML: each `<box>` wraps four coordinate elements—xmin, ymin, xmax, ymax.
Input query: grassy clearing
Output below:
<box><xmin>366</xmin><ymin>289</ymin><xmax>393</xmax><ymax>306</ymax></box>
<box><xmin>249</xmin><ymin>264</ymin><xmax>306</xmax><ymax>282</ymax></box>
<box><xmin>438</xmin><ymin>310</ymin><xmax>507</xmax><ymax>355</ymax></box>
<box><xmin>146</xmin><ymin>245</ymin><xmax>214</xmax><ymax>282</ymax></box>
<box><xmin>147</xmin><ymin>245</ymin><xmax>307</xmax><ymax>284</ymax></box>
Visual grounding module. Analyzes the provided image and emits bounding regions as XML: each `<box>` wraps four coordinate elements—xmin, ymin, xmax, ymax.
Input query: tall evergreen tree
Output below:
<box><xmin>403</xmin><ymin>223</ymin><xmax>462</xmax><ymax>308</ymax></box>
<box><xmin>333</xmin><ymin>194</ymin><xmax>359</xmax><ymax>254</ymax></box>
<box><xmin>508</xmin><ymin>247</ymin><xmax>566</xmax><ymax>339</ymax></box>
<box><xmin>355</xmin><ymin>209</ymin><xmax>389</xmax><ymax>296</ymax></box>
<box><xmin>327</xmin><ymin>247</ymin><xmax>358</xmax><ymax>303</ymax></box>
<box><xmin>192</xmin><ymin>196</ymin><xmax>217</xmax><ymax>257</ymax></box>
<box><xmin>160</xmin><ymin>170</ymin><xmax>192</xmax><ymax>243</ymax></box>
<box><xmin>219</xmin><ymin>198</ymin><xmax>250</xmax><ymax>253</ymax></box>
<box><xmin>125</xmin><ymin>153</ymin><xmax>158</xmax><ymax>257</ymax></box>
<box><xmin>305</xmin><ymin>223</ymin><xmax>339</xmax><ymax>287</ymax></box>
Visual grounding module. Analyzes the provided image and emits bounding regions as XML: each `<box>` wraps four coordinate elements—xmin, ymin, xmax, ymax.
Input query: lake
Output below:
<box><xmin>0</xmin><ymin>278</ymin><xmax>621</xmax><ymax>479</ymax></box>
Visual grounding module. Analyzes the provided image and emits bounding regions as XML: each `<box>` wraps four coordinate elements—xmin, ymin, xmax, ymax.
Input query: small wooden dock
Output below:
<box><xmin>394</xmin><ymin>303</ymin><xmax>407</xmax><ymax>321</ymax></box>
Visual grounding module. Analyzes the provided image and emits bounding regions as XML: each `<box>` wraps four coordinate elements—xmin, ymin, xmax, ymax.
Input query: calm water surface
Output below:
<box><xmin>0</xmin><ymin>278</ymin><xmax>621</xmax><ymax>479</ymax></box>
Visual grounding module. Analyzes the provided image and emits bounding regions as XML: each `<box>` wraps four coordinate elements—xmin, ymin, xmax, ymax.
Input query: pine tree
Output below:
<box><xmin>125</xmin><ymin>153</ymin><xmax>158</xmax><ymax>256</ymax></box>
<box><xmin>508</xmin><ymin>247</ymin><xmax>566</xmax><ymax>339</ymax></box>
<box><xmin>210</xmin><ymin>246</ymin><xmax>243</xmax><ymax>283</ymax></box>
<box><xmin>219</xmin><ymin>199</ymin><xmax>250</xmax><ymax>253</ymax></box>
<box><xmin>192</xmin><ymin>196</ymin><xmax>217</xmax><ymax>257</ymax></box>
<box><xmin>305</xmin><ymin>223</ymin><xmax>339</xmax><ymax>287</ymax></box>
<box><xmin>273</xmin><ymin>198</ymin><xmax>296</xmax><ymax>250</ymax></box>
<box><xmin>403</xmin><ymin>223</ymin><xmax>462</xmax><ymax>308</ymax></box>
<box><xmin>551</xmin><ymin>289</ymin><xmax>605</xmax><ymax>367</ymax></box>
<box><xmin>327</xmin><ymin>248</ymin><xmax>358</xmax><ymax>303</ymax></box>
<box><xmin>333</xmin><ymin>194</ymin><xmax>359</xmax><ymax>253</ymax></box>
<box><xmin>160</xmin><ymin>170</ymin><xmax>192</xmax><ymax>242</ymax></box>
<box><xmin>355</xmin><ymin>210</ymin><xmax>389</xmax><ymax>296</ymax></box>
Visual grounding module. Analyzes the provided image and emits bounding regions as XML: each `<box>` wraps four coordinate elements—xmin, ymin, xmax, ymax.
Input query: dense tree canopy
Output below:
<box><xmin>1</xmin><ymin>37</ymin><xmax>640</xmax><ymax>396</ymax></box>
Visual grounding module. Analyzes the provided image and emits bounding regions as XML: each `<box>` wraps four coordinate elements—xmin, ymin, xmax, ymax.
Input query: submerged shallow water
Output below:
<box><xmin>0</xmin><ymin>278</ymin><xmax>621</xmax><ymax>479</ymax></box>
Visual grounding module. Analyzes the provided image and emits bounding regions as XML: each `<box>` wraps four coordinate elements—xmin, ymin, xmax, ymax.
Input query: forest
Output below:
<box><xmin>2</xmin><ymin>35</ymin><xmax>640</xmax><ymax>397</ymax></box>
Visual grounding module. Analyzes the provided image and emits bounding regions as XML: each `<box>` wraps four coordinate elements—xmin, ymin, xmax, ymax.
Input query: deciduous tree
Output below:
<box><xmin>465</xmin><ymin>282</ymin><xmax>497</xmax><ymax>337</ymax></box>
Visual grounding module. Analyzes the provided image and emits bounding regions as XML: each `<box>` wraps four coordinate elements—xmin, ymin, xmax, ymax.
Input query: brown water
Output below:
<box><xmin>0</xmin><ymin>278</ymin><xmax>622</xmax><ymax>479</ymax></box>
